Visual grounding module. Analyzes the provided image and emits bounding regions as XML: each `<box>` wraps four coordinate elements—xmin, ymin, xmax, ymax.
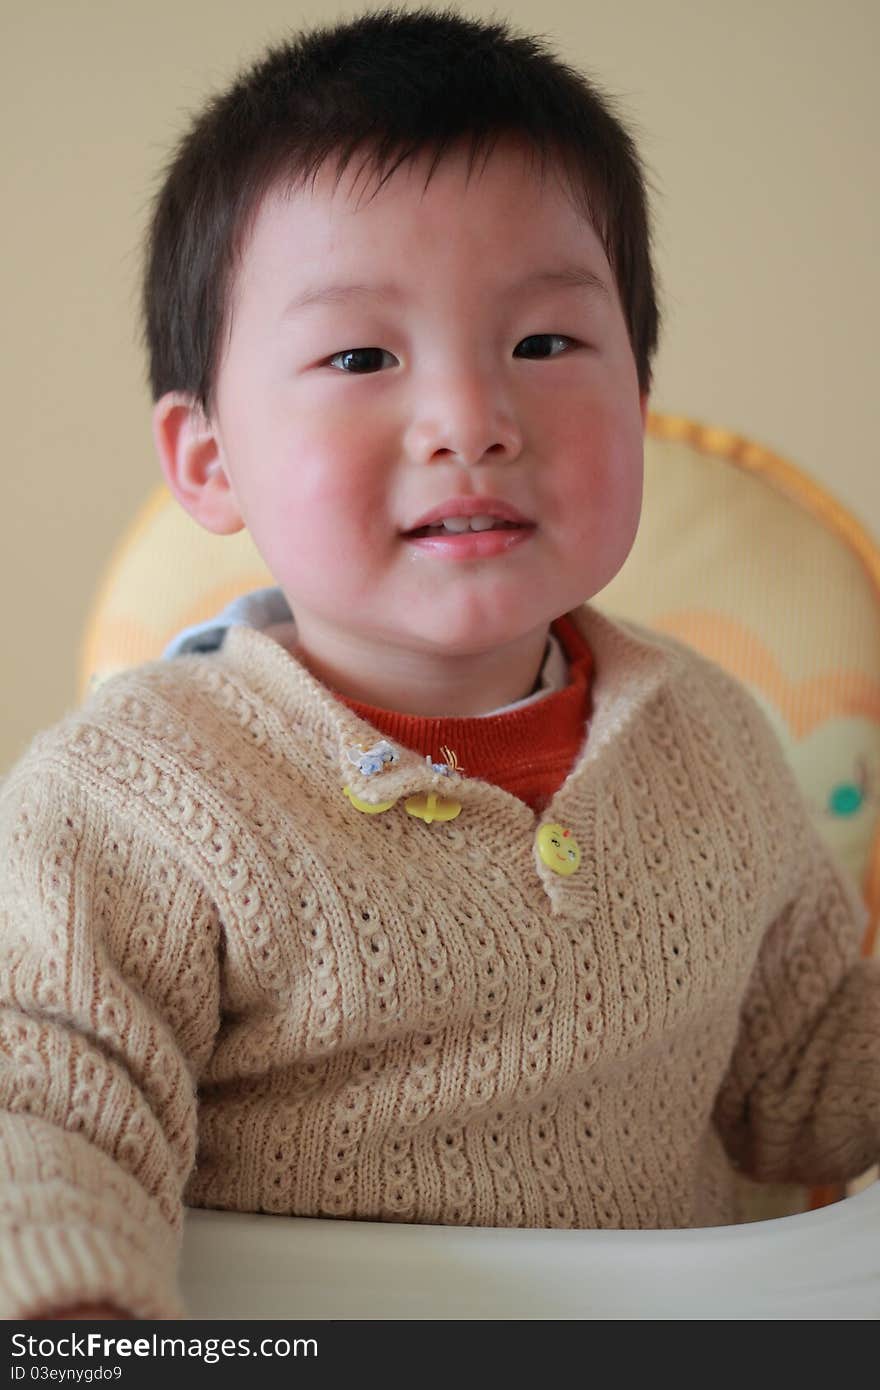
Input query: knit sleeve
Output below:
<box><xmin>0</xmin><ymin>750</ymin><xmax>222</xmax><ymax>1319</ymax></box>
<box><xmin>711</xmin><ymin>695</ymin><xmax>880</xmax><ymax>1187</ymax></box>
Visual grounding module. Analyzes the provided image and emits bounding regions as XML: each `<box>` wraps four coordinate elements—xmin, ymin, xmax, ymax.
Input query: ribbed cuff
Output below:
<box><xmin>0</xmin><ymin>1224</ymin><xmax>186</xmax><ymax>1320</ymax></box>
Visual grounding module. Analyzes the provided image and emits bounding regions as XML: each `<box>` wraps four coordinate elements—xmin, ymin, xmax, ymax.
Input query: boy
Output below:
<box><xmin>1</xmin><ymin>6</ymin><xmax>877</xmax><ymax>1321</ymax></box>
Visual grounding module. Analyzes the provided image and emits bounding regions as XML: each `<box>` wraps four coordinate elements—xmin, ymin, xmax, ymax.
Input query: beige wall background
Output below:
<box><xmin>2</xmin><ymin>0</ymin><xmax>878</xmax><ymax>773</ymax></box>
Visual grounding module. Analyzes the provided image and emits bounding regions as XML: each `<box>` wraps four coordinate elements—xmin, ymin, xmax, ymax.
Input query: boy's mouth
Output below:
<box><xmin>405</xmin><ymin>515</ymin><xmax>527</xmax><ymax>538</ymax></box>
<box><xmin>401</xmin><ymin>496</ymin><xmax>534</xmax><ymax>538</ymax></box>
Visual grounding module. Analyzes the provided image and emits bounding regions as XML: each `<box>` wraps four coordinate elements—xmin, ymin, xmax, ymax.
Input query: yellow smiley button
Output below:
<box><xmin>537</xmin><ymin>823</ymin><xmax>581</xmax><ymax>876</ymax></box>
<box><xmin>343</xmin><ymin>786</ymin><xmax>398</xmax><ymax>815</ymax></box>
<box><xmin>404</xmin><ymin>793</ymin><xmax>462</xmax><ymax>824</ymax></box>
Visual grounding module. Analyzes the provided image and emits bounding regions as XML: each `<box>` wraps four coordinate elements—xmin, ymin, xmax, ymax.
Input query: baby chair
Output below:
<box><xmin>80</xmin><ymin>412</ymin><xmax>880</xmax><ymax>1316</ymax></box>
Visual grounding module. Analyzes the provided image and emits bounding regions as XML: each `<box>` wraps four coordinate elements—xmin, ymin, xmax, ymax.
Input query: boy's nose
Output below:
<box><xmin>404</xmin><ymin>373</ymin><xmax>523</xmax><ymax>467</ymax></box>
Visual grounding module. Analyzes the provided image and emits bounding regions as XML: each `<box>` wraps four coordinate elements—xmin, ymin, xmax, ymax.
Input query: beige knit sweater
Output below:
<box><xmin>1</xmin><ymin>604</ymin><xmax>877</xmax><ymax>1319</ymax></box>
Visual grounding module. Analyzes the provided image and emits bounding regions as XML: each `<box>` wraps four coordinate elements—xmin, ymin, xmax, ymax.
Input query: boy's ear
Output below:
<box><xmin>151</xmin><ymin>391</ymin><xmax>245</xmax><ymax>535</ymax></box>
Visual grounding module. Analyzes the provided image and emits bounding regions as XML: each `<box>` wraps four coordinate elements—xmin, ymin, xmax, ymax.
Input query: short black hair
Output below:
<box><xmin>143</xmin><ymin>5</ymin><xmax>662</xmax><ymax>412</ymax></box>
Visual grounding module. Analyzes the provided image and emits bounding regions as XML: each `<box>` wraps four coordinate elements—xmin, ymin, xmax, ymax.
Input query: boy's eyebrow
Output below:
<box><xmin>281</xmin><ymin>264</ymin><xmax>611</xmax><ymax>317</ymax></box>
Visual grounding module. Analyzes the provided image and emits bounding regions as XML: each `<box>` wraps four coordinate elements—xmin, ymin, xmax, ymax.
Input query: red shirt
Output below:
<box><xmin>339</xmin><ymin>615</ymin><xmax>593</xmax><ymax>813</ymax></box>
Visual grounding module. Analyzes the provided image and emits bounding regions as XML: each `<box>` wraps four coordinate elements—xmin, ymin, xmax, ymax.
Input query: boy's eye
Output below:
<box><xmin>514</xmin><ymin>334</ymin><xmax>573</xmax><ymax>359</ymax></box>
<box><xmin>328</xmin><ymin>347</ymin><xmax>397</xmax><ymax>374</ymax></box>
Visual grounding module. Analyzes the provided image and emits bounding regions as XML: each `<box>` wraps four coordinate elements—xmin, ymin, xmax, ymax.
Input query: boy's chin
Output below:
<box><xmin>391</xmin><ymin>611</ymin><xmax>559</xmax><ymax>659</ymax></box>
<box><xmin>413</xmin><ymin>590</ymin><xmax>594</xmax><ymax>651</ymax></box>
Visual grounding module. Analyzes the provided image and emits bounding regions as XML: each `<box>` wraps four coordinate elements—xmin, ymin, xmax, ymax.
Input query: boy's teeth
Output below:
<box><xmin>432</xmin><ymin>514</ymin><xmax>506</xmax><ymax>533</ymax></box>
<box><xmin>413</xmin><ymin>514</ymin><xmax>524</xmax><ymax>536</ymax></box>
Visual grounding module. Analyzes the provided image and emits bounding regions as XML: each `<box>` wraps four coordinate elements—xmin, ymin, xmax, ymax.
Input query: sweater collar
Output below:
<box><xmin>164</xmin><ymin>585</ymin><xmax>569</xmax><ymax>714</ymax></box>
<box><xmin>209</xmin><ymin>603</ymin><xmax>683</xmax><ymax>818</ymax></box>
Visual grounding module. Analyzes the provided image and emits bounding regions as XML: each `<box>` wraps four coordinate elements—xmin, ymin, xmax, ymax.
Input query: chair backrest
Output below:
<box><xmin>80</xmin><ymin>411</ymin><xmax>880</xmax><ymax>1217</ymax></box>
<box><xmin>598</xmin><ymin>415</ymin><xmax>880</xmax><ymax>959</ymax></box>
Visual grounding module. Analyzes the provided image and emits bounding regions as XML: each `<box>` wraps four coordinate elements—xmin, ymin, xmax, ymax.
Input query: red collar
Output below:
<box><xmin>338</xmin><ymin>615</ymin><xmax>593</xmax><ymax>811</ymax></box>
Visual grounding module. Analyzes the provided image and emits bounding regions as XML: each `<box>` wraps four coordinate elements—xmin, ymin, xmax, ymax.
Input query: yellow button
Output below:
<box><xmin>537</xmin><ymin>823</ymin><xmax>581</xmax><ymax>876</ymax></box>
<box><xmin>404</xmin><ymin>793</ymin><xmax>462</xmax><ymax>824</ymax></box>
<box><xmin>344</xmin><ymin>786</ymin><xmax>398</xmax><ymax>815</ymax></box>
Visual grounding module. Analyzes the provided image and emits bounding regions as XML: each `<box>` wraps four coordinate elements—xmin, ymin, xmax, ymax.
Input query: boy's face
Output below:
<box><xmin>157</xmin><ymin>139</ymin><xmax>647</xmax><ymax>666</ymax></box>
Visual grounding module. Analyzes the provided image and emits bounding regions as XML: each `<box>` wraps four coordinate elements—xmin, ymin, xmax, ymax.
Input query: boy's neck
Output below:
<box><xmin>265</xmin><ymin>618</ymin><xmax>552</xmax><ymax>717</ymax></box>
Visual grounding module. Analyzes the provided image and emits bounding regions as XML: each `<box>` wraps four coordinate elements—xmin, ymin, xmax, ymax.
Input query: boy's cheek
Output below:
<box><xmin>547</xmin><ymin>440</ymin><xmax>642</xmax><ymax>527</ymax></box>
<box><xmin>550</xmin><ymin>450</ymin><xmax>642</xmax><ymax>580</ymax></box>
<box><xmin>255</xmin><ymin>498</ymin><xmax>383</xmax><ymax>592</ymax></box>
